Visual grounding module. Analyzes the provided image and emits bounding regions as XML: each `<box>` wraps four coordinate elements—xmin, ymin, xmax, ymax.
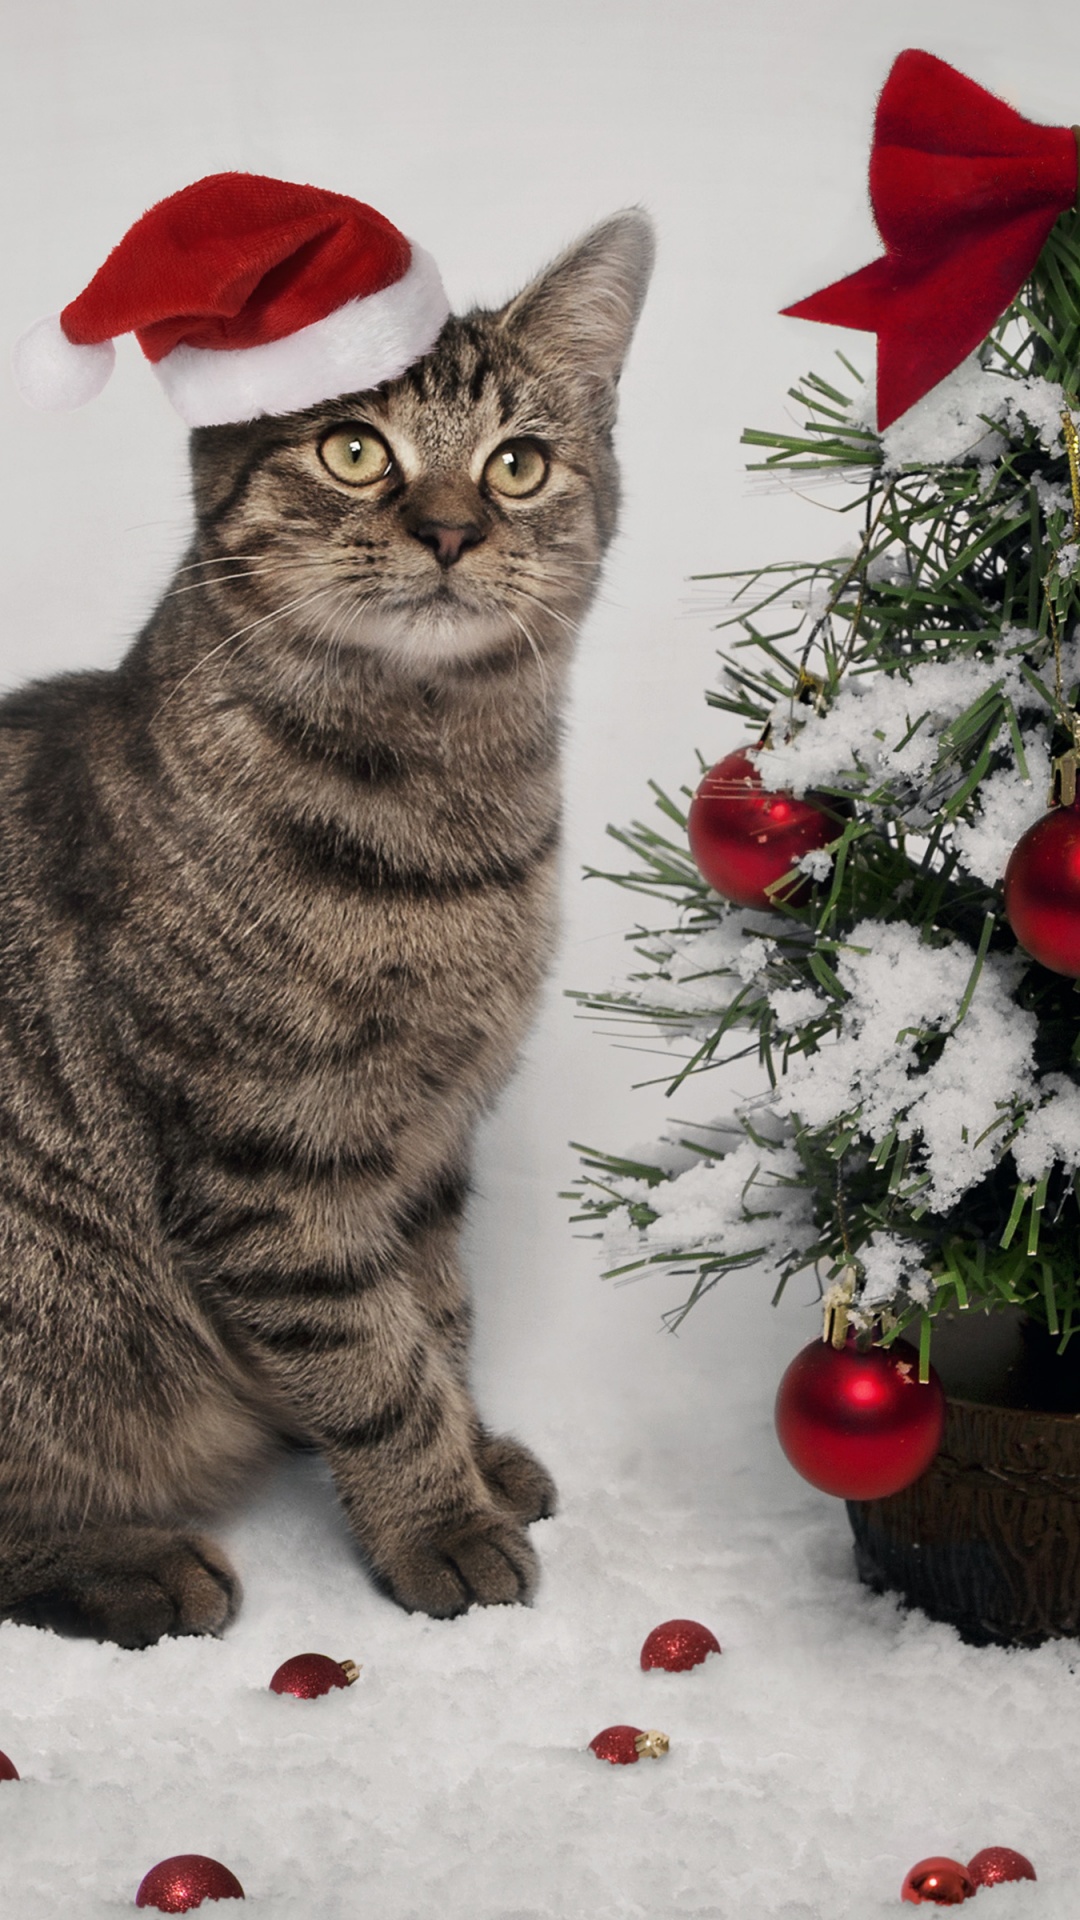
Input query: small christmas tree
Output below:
<box><xmin>570</xmin><ymin>52</ymin><xmax>1080</xmax><ymax>1385</ymax></box>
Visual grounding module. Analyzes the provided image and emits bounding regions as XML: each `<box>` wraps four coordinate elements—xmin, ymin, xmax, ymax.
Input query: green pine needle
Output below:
<box><xmin>569</xmin><ymin>207</ymin><xmax>1080</xmax><ymax>1349</ymax></box>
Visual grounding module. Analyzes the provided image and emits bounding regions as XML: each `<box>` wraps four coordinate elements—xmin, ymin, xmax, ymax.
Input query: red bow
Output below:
<box><xmin>783</xmin><ymin>50</ymin><xmax>1079</xmax><ymax>429</ymax></box>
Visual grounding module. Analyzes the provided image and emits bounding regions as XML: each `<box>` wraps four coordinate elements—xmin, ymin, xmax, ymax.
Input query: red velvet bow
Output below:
<box><xmin>783</xmin><ymin>49</ymin><xmax>1079</xmax><ymax>429</ymax></box>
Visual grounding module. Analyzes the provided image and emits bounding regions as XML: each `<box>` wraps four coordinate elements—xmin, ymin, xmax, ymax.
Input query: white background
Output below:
<box><xmin>2</xmin><ymin>4</ymin><xmax>1079</xmax><ymax>1916</ymax></box>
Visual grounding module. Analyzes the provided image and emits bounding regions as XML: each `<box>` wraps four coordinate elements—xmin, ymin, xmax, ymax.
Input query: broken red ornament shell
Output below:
<box><xmin>588</xmin><ymin>1725</ymin><xmax>670</xmax><ymax>1764</ymax></box>
<box><xmin>639</xmin><ymin>1618</ymin><xmax>721</xmax><ymax>1672</ymax></box>
<box><xmin>966</xmin><ymin>1846</ymin><xmax>1036</xmax><ymax>1887</ymax></box>
<box><xmin>135</xmin><ymin>1854</ymin><xmax>244</xmax><ymax>1911</ymax></box>
<box><xmin>268</xmin><ymin>1652</ymin><xmax>360</xmax><ymax>1698</ymax></box>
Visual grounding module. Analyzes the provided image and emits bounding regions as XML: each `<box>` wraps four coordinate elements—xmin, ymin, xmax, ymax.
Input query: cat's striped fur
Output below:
<box><xmin>0</xmin><ymin>212</ymin><xmax>653</xmax><ymax>1644</ymax></box>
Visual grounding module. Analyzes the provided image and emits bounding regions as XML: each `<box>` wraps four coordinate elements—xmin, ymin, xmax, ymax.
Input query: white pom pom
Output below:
<box><xmin>11</xmin><ymin>314</ymin><xmax>115</xmax><ymax>410</ymax></box>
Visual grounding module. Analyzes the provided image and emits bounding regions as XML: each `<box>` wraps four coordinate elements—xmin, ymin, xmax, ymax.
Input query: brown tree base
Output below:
<box><xmin>848</xmin><ymin>1396</ymin><xmax>1080</xmax><ymax>1647</ymax></box>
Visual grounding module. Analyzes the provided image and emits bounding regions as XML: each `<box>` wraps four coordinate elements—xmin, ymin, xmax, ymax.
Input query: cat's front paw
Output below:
<box><xmin>375</xmin><ymin>1511</ymin><xmax>540</xmax><ymax>1617</ymax></box>
<box><xmin>5</xmin><ymin>1527</ymin><xmax>240</xmax><ymax>1649</ymax></box>
<box><xmin>89</xmin><ymin>1533</ymin><xmax>241</xmax><ymax>1649</ymax></box>
<box><xmin>477</xmin><ymin>1431</ymin><xmax>557</xmax><ymax>1522</ymax></box>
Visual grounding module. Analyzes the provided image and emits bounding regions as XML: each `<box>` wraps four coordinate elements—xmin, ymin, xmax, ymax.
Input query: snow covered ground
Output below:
<box><xmin>3</xmin><ymin>1</ymin><xmax>1080</xmax><ymax>1912</ymax></box>
<box><xmin>5</xmin><ymin>1281</ymin><xmax>1074</xmax><ymax>1919</ymax></box>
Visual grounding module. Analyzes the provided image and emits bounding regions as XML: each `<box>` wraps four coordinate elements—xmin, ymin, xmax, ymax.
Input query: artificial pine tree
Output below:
<box><xmin>570</xmin><ymin>52</ymin><xmax>1080</xmax><ymax>1409</ymax></box>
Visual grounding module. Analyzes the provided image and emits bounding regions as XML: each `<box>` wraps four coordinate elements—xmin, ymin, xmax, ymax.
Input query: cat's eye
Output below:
<box><xmin>318</xmin><ymin>426</ymin><xmax>393</xmax><ymax>486</ymax></box>
<box><xmin>483</xmin><ymin>439</ymin><xmax>549</xmax><ymax>500</ymax></box>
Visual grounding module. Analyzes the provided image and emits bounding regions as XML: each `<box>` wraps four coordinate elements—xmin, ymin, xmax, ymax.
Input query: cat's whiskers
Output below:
<box><xmin>503</xmin><ymin>577</ymin><xmax>579</xmax><ymax>640</ymax></box>
<box><xmin>502</xmin><ymin>605</ymin><xmax>552</xmax><ymax>714</ymax></box>
<box><xmin>163</xmin><ymin>567</ymin><xmax>296</xmax><ymax>602</ymax></box>
<box><xmin>324</xmin><ymin>603</ymin><xmax>361</xmax><ymax>700</ymax></box>
<box><xmin>171</xmin><ymin>552</ymin><xmax>334</xmax><ymax>575</ymax></box>
<box><xmin>310</xmin><ymin>586</ymin><xmax>360</xmax><ymax>705</ymax></box>
<box><xmin>151</xmin><ymin>584</ymin><xmax>342</xmax><ymax>722</ymax></box>
<box><xmin>507</xmin><ymin>545</ymin><xmax>599</xmax><ymax>578</ymax></box>
<box><xmin>282</xmin><ymin>580</ymin><xmax>389</xmax><ymax>697</ymax></box>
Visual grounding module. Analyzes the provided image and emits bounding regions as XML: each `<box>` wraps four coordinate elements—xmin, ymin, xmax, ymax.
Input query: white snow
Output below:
<box><xmin>952</xmin><ymin>736</ymin><xmax>1054</xmax><ymax>885</ymax></box>
<box><xmin>863</xmin><ymin>355</ymin><xmax>1068</xmax><ymax>471</ymax></box>
<box><xmin>5</xmin><ymin>4</ymin><xmax>1080</xmax><ymax>1918</ymax></box>
<box><xmin>858</xmin><ymin>1233</ymin><xmax>934</xmax><ymax>1312</ymax></box>
<box><xmin>759</xmin><ymin>630</ymin><xmax>1051</xmax><ymax>804</ymax></box>
<box><xmin>795</xmin><ymin>844</ymin><xmax>836</xmax><ymax>881</ymax></box>
<box><xmin>773</xmin><ymin>924</ymin><xmax>1038</xmax><ymax>1213</ymax></box>
<box><xmin>608</xmin><ymin>1136</ymin><xmax>811</xmax><ymax>1264</ymax></box>
<box><xmin>619</xmin><ymin>921</ymin><xmax>774</xmax><ymax>1015</ymax></box>
<box><xmin>2</xmin><ymin>1348</ymin><xmax>1064</xmax><ymax>1920</ymax></box>
<box><xmin>767</xmin><ymin>985</ymin><xmax>830</xmax><ymax>1029</ymax></box>
<box><xmin>1013</xmin><ymin>1075</ymin><xmax>1080</xmax><ymax>1185</ymax></box>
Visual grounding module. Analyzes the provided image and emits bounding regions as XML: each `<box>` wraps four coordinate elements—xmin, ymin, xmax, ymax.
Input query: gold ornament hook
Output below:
<box><xmin>822</xmin><ymin>1264</ymin><xmax>857</xmax><ymax>1348</ymax></box>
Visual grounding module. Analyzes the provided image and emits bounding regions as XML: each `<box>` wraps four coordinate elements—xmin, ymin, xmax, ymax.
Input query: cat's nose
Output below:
<box><xmin>410</xmin><ymin>520</ymin><xmax>486</xmax><ymax>569</ymax></box>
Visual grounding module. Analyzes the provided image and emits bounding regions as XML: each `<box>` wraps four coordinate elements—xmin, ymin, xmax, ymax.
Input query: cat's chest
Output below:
<box><xmin>154</xmin><ymin>816</ymin><xmax>561</xmax><ymax>1245</ymax></box>
<box><xmin>111</xmin><ymin>700</ymin><xmax>562</xmax><ymax>1155</ymax></box>
<box><xmin>131</xmin><ymin>777</ymin><xmax>561</xmax><ymax>1112</ymax></box>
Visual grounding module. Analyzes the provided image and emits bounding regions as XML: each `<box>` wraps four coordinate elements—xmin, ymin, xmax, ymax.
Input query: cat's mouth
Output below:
<box><xmin>345</xmin><ymin>588</ymin><xmax>513</xmax><ymax>668</ymax></box>
<box><xmin>417</xmin><ymin>579</ymin><xmax>459</xmax><ymax>606</ymax></box>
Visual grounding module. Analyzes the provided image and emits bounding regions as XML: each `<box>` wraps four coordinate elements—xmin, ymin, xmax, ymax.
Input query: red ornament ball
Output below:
<box><xmin>640</xmin><ymin>1619</ymin><xmax>721</xmax><ymax>1672</ymax></box>
<box><xmin>1004</xmin><ymin>801</ymin><xmax>1080</xmax><ymax>975</ymax></box>
<box><xmin>966</xmin><ymin>1846</ymin><xmax>1036</xmax><ymax>1887</ymax></box>
<box><xmin>775</xmin><ymin>1337</ymin><xmax>945</xmax><ymax>1500</ymax></box>
<box><xmin>687</xmin><ymin>747</ymin><xmax>839</xmax><ymax>910</ymax></box>
<box><xmin>135</xmin><ymin>1855</ymin><xmax>244</xmax><ymax>1912</ymax></box>
<box><xmin>268</xmin><ymin>1653</ymin><xmax>360</xmax><ymax>1698</ymax></box>
<box><xmin>901</xmin><ymin>1857</ymin><xmax>974</xmax><ymax>1905</ymax></box>
<box><xmin>0</xmin><ymin>1750</ymin><xmax>19</xmax><ymax>1782</ymax></box>
<box><xmin>588</xmin><ymin>1725</ymin><xmax>669</xmax><ymax>1764</ymax></box>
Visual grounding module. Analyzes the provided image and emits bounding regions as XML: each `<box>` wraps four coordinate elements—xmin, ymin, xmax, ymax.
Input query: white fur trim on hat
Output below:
<box><xmin>153</xmin><ymin>244</ymin><xmax>450</xmax><ymax>428</ymax></box>
<box><xmin>12</xmin><ymin>313</ymin><xmax>116</xmax><ymax>410</ymax></box>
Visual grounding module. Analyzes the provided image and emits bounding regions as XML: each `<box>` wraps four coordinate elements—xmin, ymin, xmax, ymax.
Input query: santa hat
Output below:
<box><xmin>12</xmin><ymin>172</ymin><xmax>450</xmax><ymax>428</ymax></box>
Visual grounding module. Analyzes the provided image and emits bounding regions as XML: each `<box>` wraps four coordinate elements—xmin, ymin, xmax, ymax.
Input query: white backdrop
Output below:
<box><xmin>2</xmin><ymin>0</ymin><xmax>1077</xmax><ymax>1423</ymax></box>
<box><xmin>5</xmin><ymin>0</ymin><xmax>1080</xmax><ymax>1495</ymax></box>
<box><xmin>6</xmin><ymin>8</ymin><xmax>1080</xmax><ymax>1916</ymax></box>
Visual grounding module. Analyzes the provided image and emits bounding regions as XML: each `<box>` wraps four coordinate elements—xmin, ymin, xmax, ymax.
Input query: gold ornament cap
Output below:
<box><xmin>634</xmin><ymin>1729</ymin><xmax>670</xmax><ymax>1759</ymax></box>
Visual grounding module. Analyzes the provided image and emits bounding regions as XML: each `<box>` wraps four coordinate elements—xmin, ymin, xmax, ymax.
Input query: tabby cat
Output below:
<box><xmin>0</xmin><ymin>212</ymin><xmax>654</xmax><ymax>1646</ymax></box>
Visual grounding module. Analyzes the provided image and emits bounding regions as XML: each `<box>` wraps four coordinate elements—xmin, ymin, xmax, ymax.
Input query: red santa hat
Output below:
<box><xmin>12</xmin><ymin>172</ymin><xmax>450</xmax><ymax>428</ymax></box>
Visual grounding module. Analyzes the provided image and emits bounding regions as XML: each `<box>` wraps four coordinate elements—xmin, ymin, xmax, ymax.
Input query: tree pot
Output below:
<box><xmin>846</xmin><ymin>1315</ymin><xmax>1080</xmax><ymax>1647</ymax></box>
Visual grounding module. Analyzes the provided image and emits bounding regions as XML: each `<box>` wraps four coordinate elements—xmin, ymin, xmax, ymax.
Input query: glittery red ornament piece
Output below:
<box><xmin>135</xmin><ymin>1855</ymin><xmax>244</xmax><ymax>1912</ymax></box>
<box><xmin>640</xmin><ymin>1619</ymin><xmax>721</xmax><ymax>1672</ymax></box>
<box><xmin>966</xmin><ymin>1846</ymin><xmax>1036</xmax><ymax>1887</ymax></box>
<box><xmin>268</xmin><ymin>1652</ymin><xmax>358</xmax><ymax>1698</ymax></box>
<box><xmin>901</xmin><ymin>1857</ymin><xmax>974</xmax><ymax>1905</ymax></box>
<box><xmin>0</xmin><ymin>1750</ymin><xmax>19</xmax><ymax>1782</ymax></box>
<box><xmin>775</xmin><ymin>1336</ymin><xmax>945</xmax><ymax>1500</ymax></box>
<box><xmin>687</xmin><ymin>748</ymin><xmax>840</xmax><ymax>911</ymax></box>
<box><xmin>589</xmin><ymin>1724</ymin><xmax>645</xmax><ymax>1765</ymax></box>
<box><xmin>1004</xmin><ymin>802</ymin><xmax>1080</xmax><ymax>976</ymax></box>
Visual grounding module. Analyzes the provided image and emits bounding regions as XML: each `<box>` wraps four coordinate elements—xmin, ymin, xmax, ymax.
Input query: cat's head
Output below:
<box><xmin>188</xmin><ymin>212</ymin><xmax>653</xmax><ymax>679</ymax></box>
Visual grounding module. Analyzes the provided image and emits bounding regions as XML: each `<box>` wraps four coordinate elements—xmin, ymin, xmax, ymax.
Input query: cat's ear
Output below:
<box><xmin>497</xmin><ymin>210</ymin><xmax>654</xmax><ymax>387</ymax></box>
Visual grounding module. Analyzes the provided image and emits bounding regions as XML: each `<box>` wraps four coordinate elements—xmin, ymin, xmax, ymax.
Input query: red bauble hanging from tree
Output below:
<box><xmin>775</xmin><ymin>1336</ymin><xmax>945</xmax><ymax>1500</ymax></box>
<box><xmin>687</xmin><ymin>748</ymin><xmax>839</xmax><ymax>910</ymax></box>
<box><xmin>1003</xmin><ymin>799</ymin><xmax>1080</xmax><ymax>975</ymax></box>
